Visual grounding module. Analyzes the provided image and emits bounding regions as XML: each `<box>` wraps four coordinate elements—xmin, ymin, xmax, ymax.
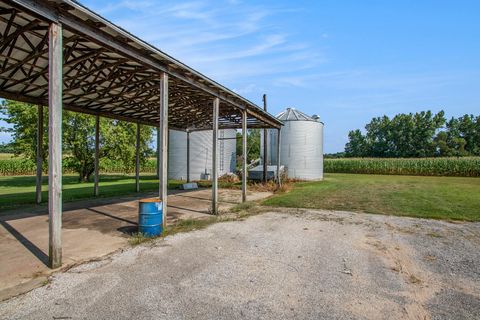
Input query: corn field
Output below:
<box><xmin>0</xmin><ymin>157</ymin><xmax>157</xmax><ymax>176</ymax></box>
<box><xmin>324</xmin><ymin>157</ymin><xmax>480</xmax><ymax>177</ymax></box>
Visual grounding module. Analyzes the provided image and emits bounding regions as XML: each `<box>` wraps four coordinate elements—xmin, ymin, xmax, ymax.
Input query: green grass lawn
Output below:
<box><xmin>0</xmin><ymin>174</ymin><xmax>184</xmax><ymax>211</ymax></box>
<box><xmin>264</xmin><ymin>173</ymin><xmax>480</xmax><ymax>221</ymax></box>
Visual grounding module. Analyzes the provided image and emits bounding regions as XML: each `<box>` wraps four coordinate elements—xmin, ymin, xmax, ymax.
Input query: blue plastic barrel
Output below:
<box><xmin>138</xmin><ymin>198</ymin><xmax>163</xmax><ymax>237</ymax></box>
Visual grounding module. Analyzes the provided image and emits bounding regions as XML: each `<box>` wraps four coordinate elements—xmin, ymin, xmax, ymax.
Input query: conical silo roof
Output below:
<box><xmin>276</xmin><ymin>107</ymin><xmax>319</xmax><ymax>122</ymax></box>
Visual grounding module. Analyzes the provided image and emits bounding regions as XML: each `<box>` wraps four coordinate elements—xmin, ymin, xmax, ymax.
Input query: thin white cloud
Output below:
<box><xmin>80</xmin><ymin>0</ymin><xmax>326</xmax><ymax>85</ymax></box>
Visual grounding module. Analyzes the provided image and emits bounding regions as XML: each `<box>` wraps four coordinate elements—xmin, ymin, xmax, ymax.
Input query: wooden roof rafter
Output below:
<box><xmin>0</xmin><ymin>0</ymin><xmax>282</xmax><ymax>130</ymax></box>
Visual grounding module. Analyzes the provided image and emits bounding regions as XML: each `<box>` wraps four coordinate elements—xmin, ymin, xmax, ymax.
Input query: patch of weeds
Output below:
<box><xmin>129</xmin><ymin>232</ymin><xmax>156</xmax><ymax>246</ymax></box>
<box><xmin>408</xmin><ymin>274</ymin><xmax>422</xmax><ymax>284</ymax></box>
<box><xmin>230</xmin><ymin>201</ymin><xmax>257</xmax><ymax>213</ymax></box>
<box><xmin>424</xmin><ymin>254</ymin><xmax>437</xmax><ymax>262</ymax></box>
<box><xmin>427</xmin><ymin>231</ymin><xmax>443</xmax><ymax>238</ymax></box>
<box><xmin>164</xmin><ymin>217</ymin><xmax>218</xmax><ymax>237</ymax></box>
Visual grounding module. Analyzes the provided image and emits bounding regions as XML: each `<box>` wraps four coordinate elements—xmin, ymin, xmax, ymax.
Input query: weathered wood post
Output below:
<box><xmin>48</xmin><ymin>22</ymin><xmax>63</xmax><ymax>269</ymax></box>
<box><xmin>212</xmin><ymin>97</ymin><xmax>219</xmax><ymax>214</ymax></box>
<box><xmin>242</xmin><ymin>110</ymin><xmax>247</xmax><ymax>202</ymax></box>
<box><xmin>159</xmin><ymin>72</ymin><xmax>169</xmax><ymax>228</ymax></box>
<box><xmin>135</xmin><ymin>122</ymin><xmax>140</xmax><ymax>192</ymax></box>
<box><xmin>276</xmin><ymin>128</ymin><xmax>281</xmax><ymax>187</ymax></box>
<box><xmin>156</xmin><ymin>127</ymin><xmax>160</xmax><ymax>179</ymax></box>
<box><xmin>35</xmin><ymin>105</ymin><xmax>43</xmax><ymax>204</ymax></box>
<box><xmin>186</xmin><ymin>130</ymin><xmax>190</xmax><ymax>183</ymax></box>
<box><xmin>93</xmin><ymin>115</ymin><xmax>100</xmax><ymax>196</ymax></box>
<box><xmin>263</xmin><ymin>94</ymin><xmax>268</xmax><ymax>182</ymax></box>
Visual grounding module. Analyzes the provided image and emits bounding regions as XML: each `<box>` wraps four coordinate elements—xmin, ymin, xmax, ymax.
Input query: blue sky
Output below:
<box><xmin>1</xmin><ymin>0</ymin><xmax>479</xmax><ymax>152</ymax></box>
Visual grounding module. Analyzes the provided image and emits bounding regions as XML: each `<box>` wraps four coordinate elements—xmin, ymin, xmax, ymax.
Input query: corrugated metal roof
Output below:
<box><xmin>276</xmin><ymin>108</ymin><xmax>320</xmax><ymax>122</ymax></box>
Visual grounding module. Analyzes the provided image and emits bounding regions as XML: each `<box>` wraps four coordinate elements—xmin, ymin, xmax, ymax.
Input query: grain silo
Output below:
<box><xmin>168</xmin><ymin>129</ymin><xmax>237</xmax><ymax>181</ymax></box>
<box><xmin>262</xmin><ymin>108</ymin><xmax>324</xmax><ymax>180</ymax></box>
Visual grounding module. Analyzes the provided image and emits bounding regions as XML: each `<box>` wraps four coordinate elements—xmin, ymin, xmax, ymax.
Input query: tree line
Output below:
<box><xmin>345</xmin><ymin>111</ymin><xmax>480</xmax><ymax>158</ymax></box>
<box><xmin>1</xmin><ymin>100</ymin><xmax>153</xmax><ymax>181</ymax></box>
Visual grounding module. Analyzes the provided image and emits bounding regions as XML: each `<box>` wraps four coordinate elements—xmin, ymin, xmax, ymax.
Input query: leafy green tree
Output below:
<box><xmin>236</xmin><ymin>129</ymin><xmax>261</xmax><ymax>168</ymax></box>
<box><xmin>1</xmin><ymin>100</ymin><xmax>153</xmax><ymax>181</ymax></box>
<box><xmin>345</xmin><ymin>129</ymin><xmax>367</xmax><ymax>157</ymax></box>
<box><xmin>0</xmin><ymin>100</ymin><xmax>48</xmax><ymax>162</ymax></box>
<box><xmin>345</xmin><ymin>110</ymin><xmax>446</xmax><ymax>157</ymax></box>
<box><xmin>445</xmin><ymin>115</ymin><xmax>480</xmax><ymax>156</ymax></box>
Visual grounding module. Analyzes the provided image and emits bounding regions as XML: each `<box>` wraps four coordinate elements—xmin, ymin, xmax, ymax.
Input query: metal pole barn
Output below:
<box><xmin>212</xmin><ymin>97</ymin><xmax>219</xmax><ymax>214</ymax></box>
<box><xmin>242</xmin><ymin>110</ymin><xmax>247</xmax><ymax>202</ymax></box>
<box><xmin>159</xmin><ymin>72</ymin><xmax>169</xmax><ymax>228</ymax></box>
<box><xmin>93</xmin><ymin>115</ymin><xmax>100</xmax><ymax>196</ymax></box>
<box><xmin>135</xmin><ymin>123</ymin><xmax>140</xmax><ymax>192</ymax></box>
<box><xmin>48</xmin><ymin>22</ymin><xmax>63</xmax><ymax>269</ymax></box>
<box><xmin>35</xmin><ymin>105</ymin><xmax>43</xmax><ymax>204</ymax></box>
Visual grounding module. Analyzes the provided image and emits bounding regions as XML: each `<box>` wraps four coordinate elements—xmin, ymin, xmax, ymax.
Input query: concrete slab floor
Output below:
<box><xmin>0</xmin><ymin>188</ymin><xmax>272</xmax><ymax>301</ymax></box>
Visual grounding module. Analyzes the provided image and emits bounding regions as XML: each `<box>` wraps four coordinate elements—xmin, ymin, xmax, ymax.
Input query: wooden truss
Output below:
<box><xmin>0</xmin><ymin>0</ymin><xmax>282</xmax><ymax>131</ymax></box>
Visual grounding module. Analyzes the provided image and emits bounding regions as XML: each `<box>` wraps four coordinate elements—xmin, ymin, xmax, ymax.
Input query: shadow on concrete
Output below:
<box><xmin>0</xmin><ymin>220</ymin><xmax>49</xmax><ymax>267</ymax></box>
<box><xmin>168</xmin><ymin>205</ymin><xmax>209</xmax><ymax>215</ymax></box>
<box><xmin>87</xmin><ymin>208</ymin><xmax>138</xmax><ymax>225</ymax></box>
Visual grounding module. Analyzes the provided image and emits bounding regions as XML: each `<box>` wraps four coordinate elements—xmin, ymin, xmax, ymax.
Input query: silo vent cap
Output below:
<box><xmin>276</xmin><ymin>108</ymin><xmax>321</xmax><ymax>122</ymax></box>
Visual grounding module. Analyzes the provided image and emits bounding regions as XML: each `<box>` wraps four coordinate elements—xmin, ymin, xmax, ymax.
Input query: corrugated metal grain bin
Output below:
<box><xmin>168</xmin><ymin>129</ymin><xmax>237</xmax><ymax>180</ymax></box>
<box><xmin>262</xmin><ymin>108</ymin><xmax>324</xmax><ymax>180</ymax></box>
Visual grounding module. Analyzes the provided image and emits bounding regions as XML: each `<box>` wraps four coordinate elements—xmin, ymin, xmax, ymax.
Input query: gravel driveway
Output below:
<box><xmin>1</xmin><ymin>209</ymin><xmax>479</xmax><ymax>320</ymax></box>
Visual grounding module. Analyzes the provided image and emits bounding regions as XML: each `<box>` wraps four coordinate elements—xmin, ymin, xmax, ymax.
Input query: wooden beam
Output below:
<box><xmin>242</xmin><ymin>110</ymin><xmax>247</xmax><ymax>203</ymax></box>
<box><xmin>276</xmin><ymin>128</ymin><xmax>281</xmax><ymax>187</ymax></box>
<box><xmin>263</xmin><ymin>94</ymin><xmax>268</xmax><ymax>182</ymax></box>
<box><xmin>48</xmin><ymin>22</ymin><xmax>62</xmax><ymax>269</ymax></box>
<box><xmin>135</xmin><ymin>122</ymin><xmax>140</xmax><ymax>192</ymax></box>
<box><xmin>35</xmin><ymin>104</ymin><xmax>43</xmax><ymax>204</ymax></box>
<box><xmin>93</xmin><ymin>115</ymin><xmax>100</xmax><ymax>196</ymax></box>
<box><xmin>186</xmin><ymin>130</ymin><xmax>190</xmax><ymax>183</ymax></box>
<box><xmin>212</xmin><ymin>97</ymin><xmax>219</xmax><ymax>215</ymax></box>
<box><xmin>156</xmin><ymin>127</ymin><xmax>160</xmax><ymax>179</ymax></box>
<box><xmin>159</xmin><ymin>72</ymin><xmax>168</xmax><ymax>228</ymax></box>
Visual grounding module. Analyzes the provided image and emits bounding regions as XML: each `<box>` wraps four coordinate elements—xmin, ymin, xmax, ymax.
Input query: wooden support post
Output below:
<box><xmin>186</xmin><ymin>130</ymin><xmax>190</xmax><ymax>183</ymax></box>
<box><xmin>263</xmin><ymin>94</ymin><xmax>268</xmax><ymax>182</ymax></box>
<box><xmin>156</xmin><ymin>127</ymin><xmax>160</xmax><ymax>179</ymax></box>
<box><xmin>48</xmin><ymin>22</ymin><xmax>63</xmax><ymax>269</ymax></box>
<box><xmin>35</xmin><ymin>105</ymin><xmax>43</xmax><ymax>204</ymax></box>
<box><xmin>93</xmin><ymin>115</ymin><xmax>100</xmax><ymax>196</ymax></box>
<box><xmin>242</xmin><ymin>110</ymin><xmax>247</xmax><ymax>203</ymax></box>
<box><xmin>135</xmin><ymin>122</ymin><xmax>140</xmax><ymax>192</ymax></box>
<box><xmin>276</xmin><ymin>128</ymin><xmax>282</xmax><ymax>187</ymax></box>
<box><xmin>212</xmin><ymin>97</ymin><xmax>219</xmax><ymax>215</ymax></box>
<box><xmin>159</xmin><ymin>72</ymin><xmax>169</xmax><ymax>228</ymax></box>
